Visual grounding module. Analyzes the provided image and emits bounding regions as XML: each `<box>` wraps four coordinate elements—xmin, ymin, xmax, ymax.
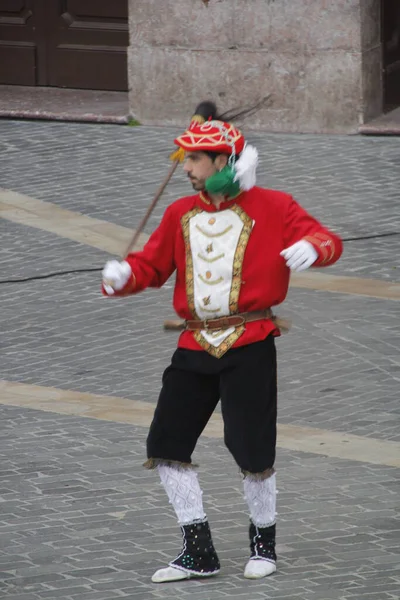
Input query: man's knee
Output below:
<box><xmin>224</xmin><ymin>434</ymin><xmax>275</xmax><ymax>474</ymax></box>
<box><xmin>146</xmin><ymin>419</ymin><xmax>196</xmax><ymax>466</ymax></box>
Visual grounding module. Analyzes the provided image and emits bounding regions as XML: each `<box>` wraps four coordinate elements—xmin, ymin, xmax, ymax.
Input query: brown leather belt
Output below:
<box><xmin>164</xmin><ymin>309</ymin><xmax>284</xmax><ymax>332</ymax></box>
<box><xmin>185</xmin><ymin>309</ymin><xmax>273</xmax><ymax>331</ymax></box>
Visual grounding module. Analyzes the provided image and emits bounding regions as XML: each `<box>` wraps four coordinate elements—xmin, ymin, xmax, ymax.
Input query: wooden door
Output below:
<box><xmin>0</xmin><ymin>0</ymin><xmax>46</xmax><ymax>85</ymax></box>
<box><xmin>0</xmin><ymin>0</ymin><xmax>128</xmax><ymax>90</ymax></box>
<box><xmin>46</xmin><ymin>0</ymin><xmax>129</xmax><ymax>90</ymax></box>
<box><xmin>382</xmin><ymin>0</ymin><xmax>400</xmax><ymax>110</ymax></box>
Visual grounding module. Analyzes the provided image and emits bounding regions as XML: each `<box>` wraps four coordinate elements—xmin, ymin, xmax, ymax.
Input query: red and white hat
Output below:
<box><xmin>171</xmin><ymin>112</ymin><xmax>258</xmax><ymax>192</ymax></box>
<box><xmin>174</xmin><ymin>116</ymin><xmax>246</xmax><ymax>157</ymax></box>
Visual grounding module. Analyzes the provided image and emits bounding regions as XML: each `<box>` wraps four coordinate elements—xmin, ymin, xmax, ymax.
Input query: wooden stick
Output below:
<box><xmin>121</xmin><ymin>159</ymin><xmax>180</xmax><ymax>258</ymax></box>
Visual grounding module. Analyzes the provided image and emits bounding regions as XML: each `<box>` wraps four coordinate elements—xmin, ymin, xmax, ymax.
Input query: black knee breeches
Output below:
<box><xmin>146</xmin><ymin>336</ymin><xmax>277</xmax><ymax>474</ymax></box>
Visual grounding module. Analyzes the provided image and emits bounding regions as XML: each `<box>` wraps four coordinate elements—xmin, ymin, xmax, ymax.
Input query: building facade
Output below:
<box><xmin>1</xmin><ymin>0</ymin><xmax>399</xmax><ymax>133</ymax></box>
<box><xmin>128</xmin><ymin>0</ymin><xmax>396</xmax><ymax>133</ymax></box>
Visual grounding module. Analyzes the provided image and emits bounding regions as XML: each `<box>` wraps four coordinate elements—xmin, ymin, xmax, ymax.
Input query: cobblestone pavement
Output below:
<box><xmin>0</xmin><ymin>406</ymin><xmax>399</xmax><ymax>600</ymax></box>
<box><xmin>1</xmin><ymin>120</ymin><xmax>400</xmax><ymax>279</ymax></box>
<box><xmin>1</xmin><ymin>119</ymin><xmax>400</xmax><ymax>599</ymax></box>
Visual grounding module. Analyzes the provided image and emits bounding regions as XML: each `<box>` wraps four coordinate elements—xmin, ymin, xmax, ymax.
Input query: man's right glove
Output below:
<box><xmin>102</xmin><ymin>260</ymin><xmax>132</xmax><ymax>295</ymax></box>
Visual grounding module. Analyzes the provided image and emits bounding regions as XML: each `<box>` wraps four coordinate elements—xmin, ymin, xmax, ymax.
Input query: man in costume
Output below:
<box><xmin>102</xmin><ymin>102</ymin><xmax>343</xmax><ymax>583</ymax></box>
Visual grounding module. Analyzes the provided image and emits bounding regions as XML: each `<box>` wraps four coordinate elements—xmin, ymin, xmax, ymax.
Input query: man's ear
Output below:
<box><xmin>215</xmin><ymin>154</ymin><xmax>229</xmax><ymax>171</ymax></box>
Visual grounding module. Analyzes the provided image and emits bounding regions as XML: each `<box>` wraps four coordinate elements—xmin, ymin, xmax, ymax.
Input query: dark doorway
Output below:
<box><xmin>0</xmin><ymin>0</ymin><xmax>128</xmax><ymax>91</ymax></box>
<box><xmin>382</xmin><ymin>0</ymin><xmax>400</xmax><ymax>110</ymax></box>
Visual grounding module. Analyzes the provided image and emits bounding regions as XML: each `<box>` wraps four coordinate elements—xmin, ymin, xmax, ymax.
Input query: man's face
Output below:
<box><xmin>183</xmin><ymin>151</ymin><xmax>226</xmax><ymax>191</ymax></box>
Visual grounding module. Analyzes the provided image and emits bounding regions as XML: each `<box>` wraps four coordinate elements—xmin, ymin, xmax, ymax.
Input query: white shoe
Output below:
<box><xmin>244</xmin><ymin>558</ymin><xmax>276</xmax><ymax>579</ymax></box>
<box><xmin>151</xmin><ymin>566</ymin><xmax>190</xmax><ymax>583</ymax></box>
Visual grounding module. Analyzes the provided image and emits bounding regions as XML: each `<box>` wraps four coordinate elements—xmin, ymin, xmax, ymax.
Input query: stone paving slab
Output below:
<box><xmin>0</xmin><ymin>189</ymin><xmax>152</xmax><ymax>261</ymax></box>
<box><xmin>1</xmin><ymin>219</ymin><xmax>109</xmax><ymax>281</ymax></box>
<box><xmin>0</xmin><ymin>86</ymin><xmax>130</xmax><ymax>124</ymax></box>
<box><xmin>326</xmin><ymin>236</ymin><xmax>400</xmax><ymax>282</ymax></box>
<box><xmin>0</xmin><ymin>405</ymin><xmax>399</xmax><ymax>600</ymax></box>
<box><xmin>359</xmin><ymin>107</ymin><xmax>400</xmax><ymax>135</ymax></box>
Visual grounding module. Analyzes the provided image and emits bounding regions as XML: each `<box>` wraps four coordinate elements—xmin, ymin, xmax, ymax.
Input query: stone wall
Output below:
<box><xmin>128</xmin><ymin>0</ymin><xmax>382</xmax><ymax>133</ymax></box>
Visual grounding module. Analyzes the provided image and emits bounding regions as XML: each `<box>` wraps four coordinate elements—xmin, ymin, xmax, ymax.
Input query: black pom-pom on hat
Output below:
<box><xmin>193</xmin><ymin>101</ymin><xmax>218</xmax><ymax>121</ymax></box>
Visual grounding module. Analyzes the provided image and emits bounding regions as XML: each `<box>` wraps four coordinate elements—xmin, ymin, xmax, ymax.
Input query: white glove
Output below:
<box><xmin>280</xmin><ymin>240</ymin><xmax>318</xmax><ymax>272</ymax></box>
<box><xmin>102</xmin><ymin>260</ymin><xmax>132</xmax><ymax>295</ymax></box>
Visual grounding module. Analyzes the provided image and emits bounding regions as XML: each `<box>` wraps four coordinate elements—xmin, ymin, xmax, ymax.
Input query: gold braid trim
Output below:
<box><xmin>143</xmin><ymin>458</ymin><xmax>198</xmax><ymax>470</ymax></box>
<box><xmin>181</xmin><ymin>207</ymin><xmax>203</xmax><ymax>318</ymax></box>
<box><xmin>195</xmin><ymin>224</ymin><xmax>233</xmax><ymax>238</ymax></box>
<box><xmin>303</xmin><ymin>232</ymin><xmax>336</xmax><ymax>265</ymax></box>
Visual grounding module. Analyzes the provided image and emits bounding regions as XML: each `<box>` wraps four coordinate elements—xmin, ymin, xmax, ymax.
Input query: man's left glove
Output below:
<box><xmin>102</xmin><ymin>260</ymin><xmax>132</xmax><ymax>295</ymax></box>
<box><xmin>280</xmin><ymin>240</ymin><xmax>318</xmax><ymax>272</ymax></box>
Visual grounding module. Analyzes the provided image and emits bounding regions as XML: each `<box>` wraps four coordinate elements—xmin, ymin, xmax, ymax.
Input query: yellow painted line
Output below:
<box><xmin>1</xmin><ymin>381</ymin><xmax>399</xmax><ymax>468</ymax></box>
<box><xmin>291</xmin><ymin>271</ymin><xmax>400</xmax><ymax>301</ymax></box>
<box><xmin>0</xmin><ymin>188</ymin><xmax>147</xmax><ymax>256</ymax></box>
<box><xmin>1</xmin><ymin>188</ymin><xmax>399</xmax><ymax>300</ymax></box>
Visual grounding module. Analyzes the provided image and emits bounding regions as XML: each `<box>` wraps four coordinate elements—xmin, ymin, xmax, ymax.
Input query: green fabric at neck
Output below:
<box><xmin>205</xmin><ymin>166</ymin><xmax>241</xmax><ymax>198</ymax></box>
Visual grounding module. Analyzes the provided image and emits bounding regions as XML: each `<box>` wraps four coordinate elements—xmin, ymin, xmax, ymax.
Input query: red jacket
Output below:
<box><xmin>104</xmin><ymin>187</ymin><xmax>342</xmax><ymax>357</ymax></box>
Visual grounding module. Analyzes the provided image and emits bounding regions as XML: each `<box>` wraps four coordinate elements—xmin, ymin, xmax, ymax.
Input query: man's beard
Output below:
<box><xmin>189</xmin><ymin>178</ymin><xmax>205</xmax><ymax>191</ymax></box>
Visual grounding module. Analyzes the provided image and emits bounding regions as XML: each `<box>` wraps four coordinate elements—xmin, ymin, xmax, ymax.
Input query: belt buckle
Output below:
<box><xmin>235</xmin><ymin>315</ymin><xmax>246</xmax><ymax>328</ymax></box>
<box><xmin>203</xmin><ymin>315</ymin><xmax>246</xmax><ymax>333</ymax></box>
<box><xmin>203</xmin><ymin>318</ymin><xmax>215</xmax><ymax>333</ymax></box>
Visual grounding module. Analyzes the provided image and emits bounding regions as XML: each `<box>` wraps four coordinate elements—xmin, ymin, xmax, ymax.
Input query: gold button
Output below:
<box><xmin>206</xmin><ymin>271</ymin><xmax>212</xmax><ymax>279</ymax></box>
<box><xmin>208</xmin><ymin>217</ymin><xmax>216</xmax><ymax>225</ymax></box>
